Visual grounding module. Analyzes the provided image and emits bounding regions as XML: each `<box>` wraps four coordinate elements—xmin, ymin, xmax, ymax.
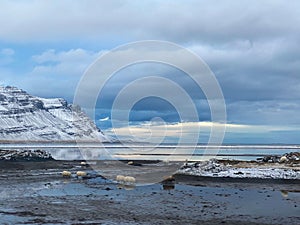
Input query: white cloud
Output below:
<box><xmin>32</xmin><ymin>48</ymin><xmax>101</xmax><ymax>64</ymax></box>
<box><xmin>106</xmin><ymin>121</ymin><xmax>240</xmax><ymax>142</ymax></box>
<box><xmin>99</xmin><ymin>116</ymin><xmax>109</xmax><ymax>122</ymax></box>
<box><xmin>0</xmin><ymin>1</ymin><xmax>299</xmax><ymax>44</ymax></box>
<box><xmin>105</xmin><ymin>120</ymin><xmax>300</xmax><ymax>143</ymax></box>
<box><xmin>29</xmin><ymin>48</ymin><xmax>105</xmax><ymax>88</ymax></box>
<box><xmin>11</xmin><ymin>48</ymin><xmax>106</xmax><ymax>99</ymax></box>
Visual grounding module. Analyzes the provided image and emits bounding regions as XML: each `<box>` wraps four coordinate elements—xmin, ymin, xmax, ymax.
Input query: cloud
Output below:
<box><xmin>0</xmin><ymin>0</ymin><xmax>300</xmax><ymax>144</ymax></box>
<box><xmin>190</xmin><ymin>39</ymin><xmax>300</xmax><ymax>101</ymax></box>
<box><xmin>0</xmin><ymin>1</ymin><xmax>299</xmax><ymax>44</ymax></box>
<box><xmin>99</xmin><ymin>116</ymin><xmax>109</xmax><ymax>122</ymax></box>
<box><xmin>32</xmin><ymin>48</ymin><xmax>102</xmax><ymax>64</ymax></box>
<box><xmin>105</xmin><ymin>120</ymin><xmax>300</xmax><ymax>143</ymax></box>
<box><xmin>2</xmin><ymin>43</ymin><xmax>299</xmax><ymax>130</ymax></box>
<box><xmin>2</xmin><ymin>48</ymin><xmax>104</xmax><ymax>100</ymax></box>
<box><xmin>227</xmin><ymin>100</ymin><xmax>300</xmax><ymax>126</ymax></box>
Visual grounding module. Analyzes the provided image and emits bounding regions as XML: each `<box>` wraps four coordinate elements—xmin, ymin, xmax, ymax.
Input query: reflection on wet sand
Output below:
<box><xmin>0</xmin><ymin>160</ymin><xmax>299</xmax><ymax>225</ymax></box>
<box><xmin>162</xmin><ymin>183</ymin><xmax>175</xmax><ymax>191</ymax></box>
<box><xmin>161</xmin><ymin>175</ymin><xmax>176</xmax><ymax>192</ymax></box>
<box><xmin>117</xmin><ymin>184</ymin><xmax>136</xmax><ymax>190</ymax></box>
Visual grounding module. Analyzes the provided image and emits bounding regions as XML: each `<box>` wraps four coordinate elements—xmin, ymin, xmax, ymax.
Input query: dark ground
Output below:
<box><xmin>0</xmin><ymin>160</ymin><xmax>299</xmax><ymax>225</ymax></box>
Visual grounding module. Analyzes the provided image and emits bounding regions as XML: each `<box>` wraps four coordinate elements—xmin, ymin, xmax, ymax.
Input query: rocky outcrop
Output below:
<box><xmin>0</xmin><ymin>86</ymin><xmax>108</xmax><ymax>142</ymax></box>
<box><xmin>177</xmin><ymin>158</ymin><xmax>300</xmax><ymax>179</ymax></box>
<box><xmin>258</xmin><ymin>152</ymin><xmax>300</xmax><ymax>164</ymax></box>
<box><xmin>0</xmin><ymin>149</ymin><xmax>53</xmax><ymax>161</ymax></box>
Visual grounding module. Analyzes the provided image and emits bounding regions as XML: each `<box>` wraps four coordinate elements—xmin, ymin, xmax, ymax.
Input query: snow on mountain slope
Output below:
<box><xmin>0</xmin><ymin>86</ymin><xmax>109</xmax><ymax>142</ymax></box>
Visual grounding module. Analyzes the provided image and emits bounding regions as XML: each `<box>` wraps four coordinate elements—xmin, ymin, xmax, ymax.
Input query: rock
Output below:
<box><xmin>0</xmin><ymin>149</ymin><xmax>54</xmax><ymax>161</ymax></box>
<box><xmin>177</xmin><ymin>158</ymin><xmax>300</xmax><ymax>179</ymax></box>
<box><xmin>180</xmin><ymin>159</ymin><xmax>228</xmax><ymax>174</ymax></box>
<box><xmin>284</xmin><ymin>152</ymin><xmax>300</xmax><ymax>163</ymax></box>
<box><xmin>234</xmin><ymin>171</ymin><xmax>244</xmax><ymax>175</ymax></box>
<box><xmin>259</xmin><ymin>152</ymin><xmax>300</xmax><ymax>164</ymax></box>
<box><xmin>126</xmin><ymin>161</ymin><xmax>142</xmax><ymax>166</ymax></box>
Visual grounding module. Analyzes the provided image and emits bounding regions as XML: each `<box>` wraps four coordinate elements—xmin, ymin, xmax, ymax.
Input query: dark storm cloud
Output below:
<box><xmin>1</xmin><ymin>1</ymin><xmax>299</xmax><ymax>44</ymax></box>
<box><xmin>1</xmin><ymin>0</ymin><xmax>300</xmax><ymax>130</ymax></box>
<box><xmin>94</xmin><ymin>62</ymin><xmax>214</xmax><ymax>122</ymax></box>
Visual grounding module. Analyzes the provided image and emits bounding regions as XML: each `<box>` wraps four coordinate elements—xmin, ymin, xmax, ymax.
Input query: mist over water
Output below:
<box><xmin>0</xmin><ymin>142</ymin><xmax>298</xmax><ymax>161</ymax></box>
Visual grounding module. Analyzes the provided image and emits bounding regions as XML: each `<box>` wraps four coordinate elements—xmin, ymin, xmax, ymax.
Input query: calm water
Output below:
<box><xmin>0</xmin><ymin>142</ymin><xmax>299</xmax><ymax>161</ymax></box>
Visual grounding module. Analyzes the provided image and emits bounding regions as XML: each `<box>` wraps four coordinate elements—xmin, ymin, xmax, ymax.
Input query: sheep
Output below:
<box><xmin>280</xmin><ymin>190</ymin><xmax>289</xmax><ymax>198</ymax></box>
<box><xmin>61</xmin><ymin>171</ymin><xmax>72</xmax><ymax>177</ymax></box>
<box><xmin>116</xmin><ymin>175</ymin><xmax>136</xmax><ymax>184</ymax></box>
<box><xmin>163</xmin><ymin>159</ymin><xmax>170</xmax><ymax>164</ymax></box>
<box><xmin>116</xmin><ymin>175</ymin><xmax>136</xmax><ymax>190</ymax></box>
<box><xmin>127</xmin><ymin>161</ymin><xmax>142</xmax><ymax>166</ymax></box>
<box><xmin>76</xmin><ymin>171</ymin><xmax>87</xmax><ymax>177</ymax></box>
<box><xmin>80</xmin><ymin>161</ymin><xmax>87</xmax><ymax>166</ymax></box>
<box><xmin>279</xmin><ymin>156</ymin><xmax>288</xmax><ymax>163</ymax></box>
<box><xmin>116</xmin><ymin>175</ymin><xmax>125</xmax><ymax>183</ymax></box>
<box><xmin>124</xmin><ymin>176</ymin><xmax>136</xmax><ymax>184</ymax></box>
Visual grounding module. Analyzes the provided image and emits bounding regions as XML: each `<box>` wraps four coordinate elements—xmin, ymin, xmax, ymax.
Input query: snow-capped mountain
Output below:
<box><xmin>0</xmin><ymin>86</ymin><xmax>109</xmax><ymax>142</ymax></box>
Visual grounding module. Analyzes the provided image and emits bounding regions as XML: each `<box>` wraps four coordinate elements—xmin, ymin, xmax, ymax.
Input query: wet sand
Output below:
<box><xmin>0</xmin><ymin>160</ymin><xmax>299</xmax><ymax>225</ymax></box>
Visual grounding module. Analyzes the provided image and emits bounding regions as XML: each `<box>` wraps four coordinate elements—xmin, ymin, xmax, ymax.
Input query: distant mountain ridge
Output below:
<box><xmin>0</xmin><ymin>86</ymin><xmax>109</xmax><ymax>142</ymax></box>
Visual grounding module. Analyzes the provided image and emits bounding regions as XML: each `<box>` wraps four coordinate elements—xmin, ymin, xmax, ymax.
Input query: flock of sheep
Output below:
<box><xmin>60</xmin><ymin>161</ymin><xmax>175</xmax><ymax>187</ymax></box>
<box><xmin>61</xmin><ymin>170</ymin><xmax>87</xmax><ymax>178</ymax></box>
<box><xmin>115</xmin><ymin>175</ymin><xmax>136</xmax><ymax>184</ymax></box>
<box><xmin>61</xmin><ymin>161</ymin><xmax>136</xmax><ymax>185</ymax></box>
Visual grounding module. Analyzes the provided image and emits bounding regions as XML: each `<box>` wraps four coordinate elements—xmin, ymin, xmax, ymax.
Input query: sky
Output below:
<box><xmin>0</xmin><ymin>0</ymin><xmax>300</xmax><ymax>144</ymax></box>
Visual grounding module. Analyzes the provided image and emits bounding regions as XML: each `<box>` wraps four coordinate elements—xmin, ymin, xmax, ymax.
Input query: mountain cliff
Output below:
<box><xmin>0</xmin><ymin>86</ymin><xmax>108</xmax><ymax>142</ymax></box>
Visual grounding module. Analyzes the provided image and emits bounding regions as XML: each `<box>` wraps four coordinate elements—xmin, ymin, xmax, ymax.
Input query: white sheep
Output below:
<box><xmin>80</xmin><ymin>161</ymin><xmax>87</xmax><ymax>166</ymax></box>
<box><xmin>61</xmin><ymin>171</ymin><xmax>72</xmax><ymax>177</ymax></box>
<box><xmin>163</xmin><ymin>159</ymin><xmax>170</xmax><ymax>164</ymax></box>
<box><xmin>116</xmin><ymin>175</ymin><xmax>125</xmax><ymax>183</ymax></box>
<box><xmin>76</xmin><ymin>171</ymin><xmax>87</xmax><ymax>177</ymax></box>
<box><xmin>279</xmin><ymin>156</ymin><xmax>288</xmax><ymax>163</ymax></box>
<box><xmin>124</xmin><ymin>176</ymin><xmax>136</xmax><ymax>184</ymax></box>
<box><xmin>280</xmin><ymin>190</ymin><xmax>289</xmax><ymax>198</ymax></box>
<box><xmin>116</xmin><ymin>175</ymin><xmax>136</xmax><ymax>184</ymax></box>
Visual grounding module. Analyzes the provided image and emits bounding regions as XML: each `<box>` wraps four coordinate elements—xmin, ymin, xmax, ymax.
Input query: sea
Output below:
<box><xmin>0</xmin><ymin>142</ymin><xmax>299</xmax><ymax>161</ymax></box>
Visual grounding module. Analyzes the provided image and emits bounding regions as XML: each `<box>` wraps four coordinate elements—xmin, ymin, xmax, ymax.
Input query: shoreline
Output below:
<box><xmin>0</xmin><ymin>149</ymin><xmax>299</xmax><ymax>181</ymax></box>
<box><xmin>0</xmin><ymin>160</ymin><xmax>299</xmax><ymax>225</ymax></box>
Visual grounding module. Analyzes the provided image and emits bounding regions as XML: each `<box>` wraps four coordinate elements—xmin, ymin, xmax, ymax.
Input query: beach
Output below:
<box><xmin>0</xmin><ymin>160</ymin><xmax>299</xmax><ymax>225</ymax></box>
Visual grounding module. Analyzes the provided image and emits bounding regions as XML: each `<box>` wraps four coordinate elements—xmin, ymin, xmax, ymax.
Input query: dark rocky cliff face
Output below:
<box><xmin>0</xmin><ymin>86</ymin><xmax>108</xmax><ymax>141</ymax></box>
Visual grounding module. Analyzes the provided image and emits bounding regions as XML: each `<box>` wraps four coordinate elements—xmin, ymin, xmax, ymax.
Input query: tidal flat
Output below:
<box><xmin>0</xmin><ymin>160</ymin><xmax>299</xmax><ymax>225</ymax></box>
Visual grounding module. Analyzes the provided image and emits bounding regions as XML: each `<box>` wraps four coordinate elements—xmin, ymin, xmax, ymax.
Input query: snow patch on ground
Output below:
<box><xmin>177</xmin><ymin>159</ymin><xmax>300</xmax><ymax>180</ymax></box>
